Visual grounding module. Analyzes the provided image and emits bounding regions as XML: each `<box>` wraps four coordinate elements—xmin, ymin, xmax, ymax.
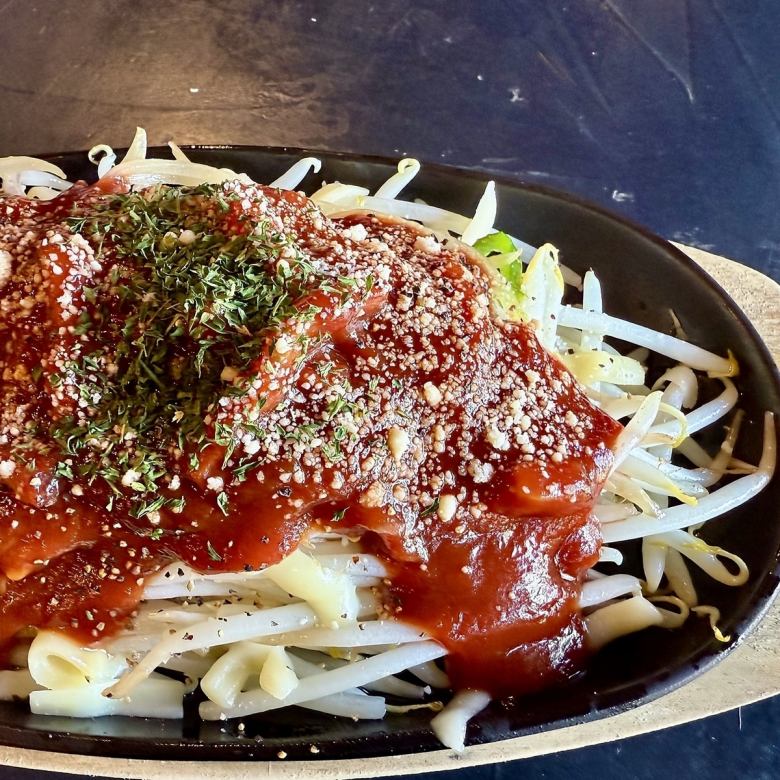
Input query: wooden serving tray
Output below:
<box><xmin>1</xmin><ymin>246</ymin><xmax>778</xmax><ymax>779</ymax></box>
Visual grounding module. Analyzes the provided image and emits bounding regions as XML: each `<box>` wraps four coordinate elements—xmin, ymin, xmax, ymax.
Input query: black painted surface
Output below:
<box><xmin>1</xmin><ymin>0</ymin><xmax>779</xmax><ymax>777</ymax></box>
<box><xmin>2</xmin><ymin>698</ymin><xmax>780</xmax><ymax>779</ymax></box>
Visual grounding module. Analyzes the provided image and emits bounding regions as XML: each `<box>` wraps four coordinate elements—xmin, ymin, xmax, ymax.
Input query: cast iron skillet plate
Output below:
<box><xmin>0</xmin><ymin>147</ymin><xmax>778</xmax><ymax>761</ymax></box>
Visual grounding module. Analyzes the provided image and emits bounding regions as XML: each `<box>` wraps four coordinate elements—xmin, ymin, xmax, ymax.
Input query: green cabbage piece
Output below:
<box><xmin>474</xmin><ymin>232</ymin><xmax>524</xmax><ymax>319</ymax></box>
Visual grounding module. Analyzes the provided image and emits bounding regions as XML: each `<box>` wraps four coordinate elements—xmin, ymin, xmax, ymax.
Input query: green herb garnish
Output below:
<box><xmin>49</xmin><ymin>184</ymin><xmax>319</xmax><ymax>515</ymax></box>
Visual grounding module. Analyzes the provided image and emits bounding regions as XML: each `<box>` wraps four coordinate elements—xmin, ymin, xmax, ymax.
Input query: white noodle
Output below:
<box><xmin>642</xmin><ymin>536</ymin><xmax>668</xmax><ymax>593</ymax></box>
<box><xmin>663</xmin><ymin>547</ymin><xmax>698</xmax><ymax>606</ymax></box>
<box><xmin>610</xmin><ymin>391</ymin><xmax>663</xmax><ymax>474</ymax></box>
<box><xmin>343</xmin><ymin>196</ymin><xmax>469</xmax><ymax>234</ymax></box>
<box><xmin>558</xmin><ymin>306</ymin><xmax>736</xmax><ymax>375</ymax></box>
<box><xmin>408</xmin><ymin>659</ymin><xmax>451</xmax><ymax>689</ymax></box>
<box><xmin>105</xmin><ymin>603</ymin><xmax>319</xmax><ymax>699</ymax></box>
<box><xmin>374</xmin><ymin>158</ymin><xmax>420</xmax><ymax>199</ymax></box>
<box><xmin>603</xmin><ymin>414</ymin><xmax>775</xmax><ymax>542</ymax></box>
<box><xmin>264</xmin><ymin>621</ymin><xmax>431</xmax><ymax>649</ymax></box>
<box><xmin>677</xmin><ymin>436</ymin><xmax>716</xmax><ymax>468</ymax></box>
<box><xmin>580</xmin><ymin>575</ymin><xmax>642</xmax><ymax>608</ymax></box>
<box><xmin>105</xmin><ymin>158</ymin><xmax>253</xmax><ymax>189</ymax></box>
<box><xmin>297</xmin><ymin>691</ymin><xmax>387</xmax><ymax>719</ymax></box>
<box><xmin>165</xmin><ymin>141</ymin><xmax>189</xmax><ymax>162</ymax></box>
<box><xmin>430</xmin><ymin>690</ymin><xmax>490</xmax><ymax>752</ymax></box>
<box><xmin>580</xmin><ymin>270</ymin><xmax>605</xmax><ymax>368</ymax></box>
<box><xmin>460</xmin><ymin>181</ymin><xmax>496</xmax><ymax>245</ymax></box>
<box><xmin>661</xmin><ymin>529</ymin><xmax>748</xmax><ymax>586</ymax></box>
<box><xmin>88</xmin><ymin>144</ymin><xmax>118</xmax><ymax>177</ymax></box>
<box><xmin>270</xmin><ymin>157</ymin><xmax>322</xmax><ymax>190</ymax></box>
<box><xmin>199</xmin><ymin>641</ymin><xmax>445</xmax><ymax>719</ymax></box>
<box><xmin>585</xmin><ymin>596</ymin><xmax>663</xmax><ymax>650</ymax></box>
<box><xmin>648</xmin><ymin>379</ymin><xmax>738</xmax><ymax>440</ymax></box>
<box><xmin>121</xmin><ymin>126</ymin><xmax>148</xmax><ymax>163</ymax></box>
<box><xmin>598</xmin><ymin>546</ymin><xmax>624</xmax><ymax>565</ymax></box>
<box><xmin>649</xmin><ymin>596</ymin><xmax>690</xmax><ymax>629</ymax></box>
<box><xmin>652</xmin><ymin>366</ymin><xmax>698</xmax><ymax>409</ymax></box>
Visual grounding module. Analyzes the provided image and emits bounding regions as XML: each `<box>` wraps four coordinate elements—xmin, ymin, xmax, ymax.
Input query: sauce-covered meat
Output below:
<box><xmin>0</xmin><ymin>181</ymin><xmax>620</xmax><ymax>695</ymax></box>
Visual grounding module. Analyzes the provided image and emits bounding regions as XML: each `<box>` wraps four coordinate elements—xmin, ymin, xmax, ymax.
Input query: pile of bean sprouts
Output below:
<box><xmin>0</xmin><ymin>129</ymin><xmax>774</xmax><ymax>753</ymax></box>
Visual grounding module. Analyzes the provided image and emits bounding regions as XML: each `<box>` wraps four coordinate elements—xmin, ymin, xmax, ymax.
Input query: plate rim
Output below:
<box><xmin>0</xmin><ymin>145</ymin><xmax>778</xmax><ymax>768</ymax></box>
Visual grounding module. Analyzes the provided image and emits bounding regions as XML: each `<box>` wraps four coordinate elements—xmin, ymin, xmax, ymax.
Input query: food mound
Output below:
<box><xmin>0</xmin><ymin>179</ymin><xmax>620</xmax><ymax>695</ymax></box>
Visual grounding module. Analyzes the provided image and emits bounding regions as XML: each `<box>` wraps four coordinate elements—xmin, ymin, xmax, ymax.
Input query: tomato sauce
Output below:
<box><xmin>0</xmin><ymin>180</ymin><xmax>620</xmax><ymax>696</ymax></box>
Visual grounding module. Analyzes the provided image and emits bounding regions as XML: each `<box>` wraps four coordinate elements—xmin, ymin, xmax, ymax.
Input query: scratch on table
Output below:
<box><xmin>554</xmin><ymin>98</ymin><xmax>613</xmax><ymax>157</ymax></box>
<box><xmin>0</xmin><ymin>0</ymin><xmax>17</xmax><ymax>17</ymax></box>
<box><xmin>508</xmin><ymin>87</ymin><xmax>525</xmax><ymax>104</ymax></box>
<box><xmin>612</xmin><ymin>190</ymin><xmax>635</xmax><ymax>203</ymax></box>
<box><xmin>603</xmin><ymin>0</ymin><xmax>695</xmax><ymax>103</ymax></box>
<box><xmin>386</xmin><ymin>7</ymin><xmax>417</xmax><ymax>38</ymax></box>
<box><xmin>544</xmin><ymin>3</ymin><xmax>614</xmax><ymax>116</ymax></box>
<box><xmin>481</xmin><ymin>157</ymin><xmax>521</xmax><ymax>165</ymax></box>
<box><xmin>708</xmin><ymin>0</ymin><xmax>780</xmax><ymax>131</ymax></box>
<box><xmin>536</xmin><ymin>51</ymin><xmax>575</xmax><ymax>85</ymax></box>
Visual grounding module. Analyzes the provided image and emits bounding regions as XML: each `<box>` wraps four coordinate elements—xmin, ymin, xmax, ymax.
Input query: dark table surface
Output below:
<box><xmin>1</xmin><ymin>1</ymin><xmax>779</xmax><ymax>778</ymax></box>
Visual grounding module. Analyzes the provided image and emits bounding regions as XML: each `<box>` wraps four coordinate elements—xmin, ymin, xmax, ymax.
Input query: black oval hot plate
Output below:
<box><xmin>0</xmin><ymin>147</ymin><xmax>778</xmax><ymax>762</ymax></box>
